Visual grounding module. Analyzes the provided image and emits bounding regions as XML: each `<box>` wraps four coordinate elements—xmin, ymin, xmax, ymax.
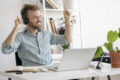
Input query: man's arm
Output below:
<box><xmin>4</xmin><ymin>17</ymin><xmax>22</xmax><ymax>46</ymax></box>
<box><xmin>1</xmin><ymin>17</ymin><xmax>22</xmax><ymax>54</ymax></box>
<box><xmin>64</xmin><ymin>5</ymin><xmax>72</xmax><ymax>44</ymax></box>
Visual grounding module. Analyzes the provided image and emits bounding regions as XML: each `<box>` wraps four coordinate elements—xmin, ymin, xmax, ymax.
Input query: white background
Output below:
<box><xmin>80</xmin><ymin>0</ymin><xmax>120</xmax><ymax>48</ymax></box>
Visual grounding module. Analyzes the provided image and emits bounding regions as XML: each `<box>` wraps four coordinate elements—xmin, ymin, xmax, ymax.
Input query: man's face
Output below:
<box><xmin>27</xmin><ymin>10</ymin><xmax>42</xmax><ymax>30</ymax></box>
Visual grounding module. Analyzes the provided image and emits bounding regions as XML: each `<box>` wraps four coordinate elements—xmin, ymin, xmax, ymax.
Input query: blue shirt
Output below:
<box><xmin>1</xmin><ymin>29</ymin><xmax>67</xmax><ymax>66</ymax></box>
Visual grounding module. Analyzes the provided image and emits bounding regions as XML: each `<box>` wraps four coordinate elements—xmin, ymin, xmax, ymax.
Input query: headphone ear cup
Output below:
<box><xmin>23</xmin><ymin>18</ymin><xmax>29</xmax><ymax>24</ymax></box>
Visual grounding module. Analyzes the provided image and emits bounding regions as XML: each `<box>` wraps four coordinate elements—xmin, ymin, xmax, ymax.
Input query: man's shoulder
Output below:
<box><xmin>41</xmin><ymin>29</ymin><xmax>51</xmax><ymax>34</ymax></box>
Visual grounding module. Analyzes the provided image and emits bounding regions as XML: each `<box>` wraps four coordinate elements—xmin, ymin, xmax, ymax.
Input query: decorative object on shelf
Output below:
<box><xmin>60</xmin><ymin>15</ymin><xmax>77</xmax><ymax>27</ymax></box>
<box><xmin>59</xmin><ymin>26</ymin><xmax>65</xmax><ymax>35</ymax></box>
<box><xmin>70</xmin><ymin>15</ymin><xmax>76</xmax><ymax>26</ymax></box>
<box><xmin>94</xmin><ymin>28</ymin><xmax>120</xmax><ymax>68</ymax></box>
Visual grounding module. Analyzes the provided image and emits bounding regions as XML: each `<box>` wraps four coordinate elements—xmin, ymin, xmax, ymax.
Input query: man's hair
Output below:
<box><xmin>21</xmin><ymin>4</ymin><xmax>40</xmax><ymax>24</ymax></box>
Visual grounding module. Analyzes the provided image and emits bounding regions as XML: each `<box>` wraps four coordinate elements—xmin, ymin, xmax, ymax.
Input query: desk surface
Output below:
<box><xmin>1</xmin><ymin>62</ymin><xmax>120</xmax><ymax>80</ymax></box>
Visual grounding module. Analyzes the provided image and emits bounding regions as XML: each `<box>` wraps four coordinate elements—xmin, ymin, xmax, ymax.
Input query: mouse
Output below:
<box><xmin>39</xmin><ymin>67</ymin><xmax>48</xmax><ymax>72</ymax></box>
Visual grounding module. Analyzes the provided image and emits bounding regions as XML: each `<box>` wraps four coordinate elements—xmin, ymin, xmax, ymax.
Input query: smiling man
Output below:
<box><xmin>1</xmin><ymin>4</ymin><xmax>71</xmax><ymax>66</ymax></box>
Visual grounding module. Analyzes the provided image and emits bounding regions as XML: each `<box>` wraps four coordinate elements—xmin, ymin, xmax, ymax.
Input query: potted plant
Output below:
<box><xmin>94</xmin><ymin>28</ymin><xmax>120</xmax><ymax>68</ymax></box>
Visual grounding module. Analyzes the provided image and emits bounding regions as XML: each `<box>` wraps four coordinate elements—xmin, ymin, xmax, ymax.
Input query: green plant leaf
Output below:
<box><xmin>62</xmin><ymin>44</ymin><xmax>70</xmax><ymax>51</ymax></box>
<box><xmin>104</xmin><ymin>42</ymin><xmax>113</xmax><ymax>52</ymax></box>
<box><xmin>107</xmin><ymin>30</ymin><xmax>118</xmax><ymax>43</ymax></box>
<box><xmin>94</xmin><ymin>47</ymin><xmax>103</xmax><ymax>59</ymax></box>
<box><xmin>118</xmin><ymin>28</ymin><xmax>120</xmax><ymax>38</ymax></box>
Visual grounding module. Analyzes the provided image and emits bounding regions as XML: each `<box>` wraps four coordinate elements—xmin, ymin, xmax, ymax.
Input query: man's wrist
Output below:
<box><xmin>13</xmin><ymin>26</ymin><xmax>20</xmax><ymax>32</ymax></box>
<box><xmin>65</xmin><ymin>19</ymin><xmax>70</xmax><ymax>22</ymax></box>
<box><xmin>65</xmin><ymin>19</ymin><xmax>70</xmax><ymax>24</ymax></box>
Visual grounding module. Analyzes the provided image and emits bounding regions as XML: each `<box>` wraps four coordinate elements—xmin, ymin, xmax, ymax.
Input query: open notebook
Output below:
<box><xmin>5</xmin><ymin>66</ymin><xmax>38</xmax><ymax>72</ymax></box>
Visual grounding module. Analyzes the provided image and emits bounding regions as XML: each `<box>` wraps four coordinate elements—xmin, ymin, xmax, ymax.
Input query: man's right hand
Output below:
<box><xmin>4</xmin><ymin>17</ymin><xmax>23</xmax><ymax>46</ymax></box>
<box><xmin>14</xmin><ymin>16</ymin><xmax>23</xmax><ymax>30</ymax></box>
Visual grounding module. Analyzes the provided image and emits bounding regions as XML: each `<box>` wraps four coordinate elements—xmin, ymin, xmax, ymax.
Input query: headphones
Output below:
<box><xmin>23</xmin><ymin>17</ymin><xmax>29</xmax><ymax>24</ymax></box>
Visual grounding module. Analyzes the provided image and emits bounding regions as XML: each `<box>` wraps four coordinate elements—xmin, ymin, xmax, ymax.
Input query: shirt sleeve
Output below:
<box><xmin>50</xmin><ymin>33</ymin><xmax>67</xmax><ymax>45</ymax></box>
<box><xmin>1</xmin><ymin>33</ymin><xmax>22</xmax><ymax>54</ymax></box>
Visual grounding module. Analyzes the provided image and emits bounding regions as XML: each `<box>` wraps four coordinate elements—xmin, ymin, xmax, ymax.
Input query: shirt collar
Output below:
<box><xmin>22</xmin><ymin>27</ymin><xmax>44</xmax><ymax>37</ymax></box>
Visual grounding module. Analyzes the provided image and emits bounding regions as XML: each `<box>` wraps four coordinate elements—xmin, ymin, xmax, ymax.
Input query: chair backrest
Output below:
<box><xmin>15</xmin><ymin>52</ymin><xmax>22</xmax><ymax>66</ymax></box>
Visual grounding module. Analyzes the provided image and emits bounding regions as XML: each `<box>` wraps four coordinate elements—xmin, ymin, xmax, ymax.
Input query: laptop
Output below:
<box><xmin>47</xmin><ymin>48</ymin><xmax>97</xmax><ymax>71</ymax></box>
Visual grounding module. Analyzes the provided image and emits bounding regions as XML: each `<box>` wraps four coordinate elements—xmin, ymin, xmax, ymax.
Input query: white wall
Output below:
<box><xmin>0</xmin><ymin>0</ymin><xmax>24</xmax><ymax>70</ymax></box>
<box><xmin>80</xmin><ymin>0</ymin><xmax>120</xmax><ymax>48</ymax></box>
<box><xmin>0</xmin><ymin>0</ymin><xmax>23</xmax><ymax>79</ymax></box>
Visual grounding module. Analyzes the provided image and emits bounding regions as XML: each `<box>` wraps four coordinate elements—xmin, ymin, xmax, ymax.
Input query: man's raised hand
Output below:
<box><xmin>14</xmin><ymin>16</ymin><xmax>23</xmax><ymax>30</ymax></box>
<box><xmin>64</xmin><ymin>4</ymin><xmax>71</xmax><ymax>21</ymax></box>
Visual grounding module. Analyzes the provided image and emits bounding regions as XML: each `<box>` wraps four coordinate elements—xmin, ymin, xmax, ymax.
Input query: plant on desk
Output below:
<box><xmin>62</xmin><ymin>44</ymin><xmax>70</xmax><ymax>51</ymax></box>
<box><xmin>94</xmin><ymin>28</ymin><xmax>120</xmax><ymax>68</ymax></box>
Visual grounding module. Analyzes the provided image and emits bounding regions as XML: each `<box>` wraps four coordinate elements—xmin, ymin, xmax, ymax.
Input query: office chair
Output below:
<box><xmin>15</xmin><ymin>52</ymin><xmax>22</xmax><ymax>66</ymax></box>
<box><xmin>8</xmin><ymin>52</ymin><xmax>22</xmax><ymax>80</ymax></box>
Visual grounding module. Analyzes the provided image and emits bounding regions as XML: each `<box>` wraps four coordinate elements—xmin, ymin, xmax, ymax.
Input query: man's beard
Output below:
<box><xmin>28</xmin><ymin>21</ymin><xmax>42</xmax><ymax>30</ymax></box>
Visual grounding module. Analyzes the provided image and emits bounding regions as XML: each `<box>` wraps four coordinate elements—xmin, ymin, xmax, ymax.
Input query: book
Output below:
<box><xmin>46</xmin><ymin>0</ymin><xmax>63</xmax><ymax>9</ymax></box>
<box><xmin>46</xmin><ymin>17</ymin><xmax>52</xmax><ymax>32</ymax></box>
<box><xmin>49</xmin><ymin>0</ymin><xmax>63</xmax><ymax>9</ymax></box>
<box><xmin>38</xmin><ymin>0</ymin><xmax>54</xmax><ymax>9</ymax></box>
<box><xmin>47</xmin><ymin>0</ymin><xmax>57</xmax><ymax>9</ymax></box>
<box><xmin>5</xmin><ymin>66</ymin><xmax>38</xmax><ymax>72</ymax></box>
<box><xmin>49</xmin><ymin>18</ymin><xmax>57</xmax><ymax>34</ymax></box>
<box><xmin>45</xmin><ymin>0</ymin><xmax>54</xmax><ymax>9</ymax></box>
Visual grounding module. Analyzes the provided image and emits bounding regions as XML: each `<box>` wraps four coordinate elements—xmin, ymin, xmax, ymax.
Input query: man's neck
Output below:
<box><xmin>26</xmin><ymin>26</ymin><xmax>38</xmax><ymax>35</ymax></box>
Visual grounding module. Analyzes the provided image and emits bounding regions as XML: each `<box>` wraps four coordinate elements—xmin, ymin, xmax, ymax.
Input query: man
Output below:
<box><xmin>1</xmin><ymin>4</ymin><xmax>71</xmax><ymax>66</ymax></box>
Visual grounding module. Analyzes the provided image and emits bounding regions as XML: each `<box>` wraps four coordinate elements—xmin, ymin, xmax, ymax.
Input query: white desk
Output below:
<box><xmin>0</xmin><ymin>63</ymin><xmax>120</xmax><ymax>80</ymax></box>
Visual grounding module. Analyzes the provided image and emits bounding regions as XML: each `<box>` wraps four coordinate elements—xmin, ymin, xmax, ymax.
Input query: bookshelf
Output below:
<box><xmin>37</xmin><ymin>0</ymin><xmax>82</xmax><ymax>53</ymax></box>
